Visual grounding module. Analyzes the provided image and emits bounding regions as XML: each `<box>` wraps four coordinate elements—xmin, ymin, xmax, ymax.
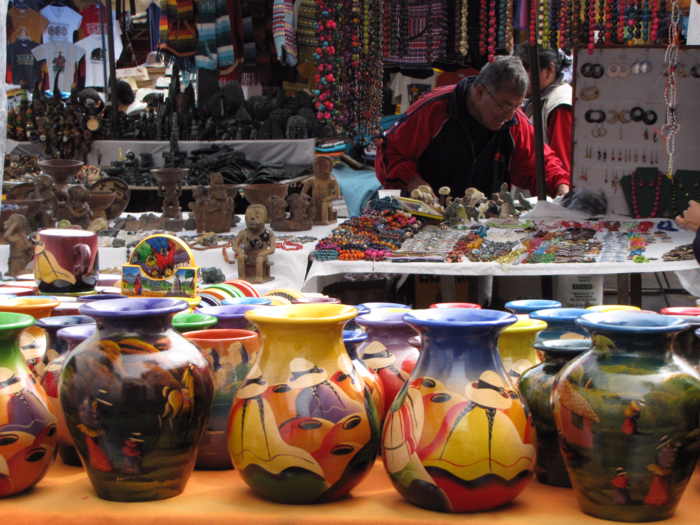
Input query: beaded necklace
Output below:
<box><xmin>609</xmin><ymin>0</ymin><xmax>618</xmax><ymax>44</ymax></box>
<box><xmin>634</xmin><ymin>0</ymin><xmax>642</xmax><ymax>40</ymax></box>
<box><xmin>314</xmin><ymin>0</ymin><xmax>341</xmax><ymax>129</ymax></box>
<box><xmin>488</xmin><ymin>0</ymin><xmax>497</xmax><ymax>61</ymax></box>
<box><xmin>549</xmin><ymin>0</ymin><xmax>559</xmax><ymax>48</ymax></box>
<box><xmin>630</xmin><ymin>170</ymin><xmax>663</xmax><ymax>218</ymax></box>
<box><xmin>582</xmin><ymin>0</ymin><xmax>590</xmax><ymax>46</ymax></box>
<box><xmin>536</xmin><ymin>0</ymin><xmax>544</xmax><ymax>47</ymax></box>
<box><xmin>542</xmin><ymin>0</ymin><xmax>550</xmax><ymax>48</ymax></box>
<box><xmin>642</xmin><ymin>0</ymin><xmax>650</xmax><ymax>43</ymax></box>
<box><xmin>587</xmin><ymin>0</ymin><xmax>596</xmax><ymax>53</ymax></box>
<box><xmin>480</xmin><ymin>0</ymin><xmax>487</xmax><ymax>56</ymax></box>
<box><xmin>389</xmin><ymin>0</ymin><xmax>398</xmax><ymax>55</ymax></box>
<box><xmin>617</xmin><ymin>0</ymin><xmax>626</xmax><ymax>43</ymax></box>
<box><xmin>498</xmin><ymin>0</ymin><xmax>506</xmax><ymax>49</ymax></box>
<box><xmin>650</xmin><ymin>0</ymin><xmax>659</xmax><ymax>42</ymax></box>
<box><xmin>559</xmin><ymin>0</ymin><xmax>567</xmax><ymax>49</ymax></box>
<box><xmin>460</xmin><ymin>0</ymin><xmax>469</xmax><ymax>55</ymax></box>
<box><xmin>597</xmin><ymin>0</ymin><xmax>606</xmax><ymax>43</ymax></box>
<box><xmin>572</xmin><ymin>0</ymin><xmax>582</xmax><ymax>46</ymax></box>
<box><xmin>529</xmin><ymin>0</ymin><xmax>538</xmax><ymax>47</ymax></box>
<box><xmin>505</xmin><ymin>0</ymin><xmax>513</xmax><ymax>52</ymax></box>
<box><xmin>564</xmin><ymin>0</ymin><xmax>573</xmax><ymax>49</ymax></box>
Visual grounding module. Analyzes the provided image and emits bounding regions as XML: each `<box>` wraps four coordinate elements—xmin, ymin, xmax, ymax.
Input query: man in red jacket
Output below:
<box><xmin>376</xmin><ymin>56</ymin><xmax>570</xmax><ymax>199</ymax></box>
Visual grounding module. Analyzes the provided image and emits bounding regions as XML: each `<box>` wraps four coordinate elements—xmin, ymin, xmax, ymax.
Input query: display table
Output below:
<box><xmin>4</xmin><ymin>458</ymin><xmax>699</xmax><ymax>525</ymax></box>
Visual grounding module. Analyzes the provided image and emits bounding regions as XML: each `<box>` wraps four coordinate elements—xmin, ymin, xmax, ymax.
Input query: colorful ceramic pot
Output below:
<box><xmin>195</xmin><ymin>305</ymin><xmax>262</xmax><ymax>331</ymax></box>
<box><xmin>382</xmin><ymin>309</ymin><xmax>536</xmax><ymax>512</ymax></box>
<box><xmin>505</xmin><ymin>299</ymin><xmax>562</xmax><ymax>314</ymax></box>
<box><xmin>343</xmin><ymin>330</ymin><xmax>385</xmax><ymax>420</ymax></box>
<box><xmin>57</xmin><ymin>325</ymin><xmax>96</xmax><ymax>352</ymax></box>
<box><xmin>59</xmin><ymin>298</ymin><xmax>214</xmax><ymax>501</ymax></box>
<box><xmin>228</xmin><ymin>304</ymin><xmax>380</xmax><ymax>504</ymax></box>
<box><xmin>0</xmin><ymin>312</ymin><xmax>58</xmax><ymax>497</ymax></box>
<box><xmin>518</xmin><ymin>339</ymin><xmax>591</xmax><ymax>488</ymax></box>
<box><xmin>660</xmin><ymin>307</ymin><xmax>700</xmax><ymax>316</ymax></box>
<box><xmin>291</xmin><ymin>297</ymin><xmax>342</xmax><ymax>304</ymax></box>
<box><xmin>497</xmin><ymin>318</ymin><xmax>546</xmax><ymax>378</ymax></box>
<box><xmin>50</xmin><ymin>303</ymin><xmax>82</xmax><ymax>317</ymax></box>
<box><xmin>172</xmin><ymin>313</ymin><xmax>218</xmax><ymax>333</ymax></box>
<box><xmin>344</xmin><ymin>304</ymin><xmax>370</xmax><ymax>332</ymax></box>
<box><xmin>222</xmin><ymin>297</ymin><xmax>272</xmax><ymax>306</ymax></box>
<box><xmin>34</xmin><ymin>315</ymin><xmax>96</xmax><ymax>466</ymax></box>
<box><xmin>184</xmin><ymin>329</ymin><xmax>260</xmax><ymax>470</ymax></box>
<box><xmin>77</xmin><ymin>294</ymin><xmax>129</xmax><ymax>302</ymax></box>
<box><xmin>0</xmin><ymin>294</ymin><xmax>17</xmax><ymax>301</ymax></box>
<box><xmin>359</xmin><ymin>302</ymin><xmax>410</xmax><ymax>311</ymax></box>
<box><xmin>34</xmin><ymin>229</ymin><xmax>99</xmax><ymax>295</ymax></box>
<box><xmin>659</xmin><ymin>314</ymin><xmax>700</xmax><ymax>369</ymax></box>
<box><xmin>529</xmin><ymin>308</ymin><xmax>591</xmax><ymax>342</ymax></box>
<box><xmin>429</xmin><ymin>302</ymin><xmax>481</xmax><ymax>309</ymax></box>
<box><xmin>355</xmin><ymin>310</ymin><xmax>419</xmax><ymax>421</ymax></box>
<box><xmin>587</xmin><ymin>305</ymin><xmax>640</xmax><ymax>312</ymax></box>
<box><xmin>552</xmin><ymin>312</ymin><xmax>700</xmax><ymax>522</ymax></box>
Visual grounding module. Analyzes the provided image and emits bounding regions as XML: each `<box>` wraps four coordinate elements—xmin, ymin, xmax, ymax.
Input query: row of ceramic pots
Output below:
<box><xmin>2</xmin><ymin>297</ymin><xmax>700</xmax><ymax>523</ymax></box>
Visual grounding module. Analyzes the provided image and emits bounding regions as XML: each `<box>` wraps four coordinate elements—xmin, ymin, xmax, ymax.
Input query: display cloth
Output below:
<box><xmin>7</xmin><ymin>138</ymin><xmax>317</xmax><ymax>169</ymax></box>
<box><xmin>4</xmin><ymin>458</ymin><xmax>700</xmax><ymax>525</ymax></box>
<box><xmin>332</xmin><ymin>164</ymin><xmax>382</xmax><ymax>218</ymax></box>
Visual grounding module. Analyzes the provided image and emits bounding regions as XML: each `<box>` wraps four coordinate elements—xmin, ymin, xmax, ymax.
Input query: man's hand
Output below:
<box><xmin>556</xmin><ymin>184</ymin><xmax>570</xmax><ymax>196</ymax></box>
<box><xmin>677</xmin><ymin>200</ymin><xmax>700</xmax><ymax>233</ymax></box>
<box><xmin>406</xmin><ymin>177</ymin><xmax>435</xmax><ymax>198</ymax></box>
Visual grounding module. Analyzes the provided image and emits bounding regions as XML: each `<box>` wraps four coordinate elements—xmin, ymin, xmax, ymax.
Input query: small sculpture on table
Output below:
<box><xmin>59</xmin><ymin>186</ymin><xmax>94</xmax><ymax>229</ymax></box>
<box><xmin>4</xmin><ymin>214</ymin><xmax>34</xmax><ymax>277</ymax></box>
<box><xmin>204</xmin><ymin>173</ymin><xmax>236</xmax><ymax>233</ymax></box>
<box><xmin>270</xmin><ymin>193</ymin><xmax>315</xmax><ymax>231</ymax></box>
<box><xmin>29</xmin><ymin>174</ymin><xmax>57</xmax><ymax>230</ymax></box>
<box><xmin>189</xmin><ymin>186</ymin><xmax>210</xmax><ymax>233</ymax></box>
<box><xmin>232</xmin><ymin>204</ymin><xmax>276</xmax><ymax>284</ymax></box>
<box><xmin>301</xmin><ymin>156</ymin><xmax>340</xmax><ymax>225</ymax></box>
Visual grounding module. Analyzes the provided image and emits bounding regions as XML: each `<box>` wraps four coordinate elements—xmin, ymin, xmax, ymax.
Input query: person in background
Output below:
<box><xmin>376</xmin><ymin>56</ymin><xmax>569</xmax><ymax>199</ymax></box>
<box><xmin>513</xmin><ymin>43</ymin><xmax>573</xmax><ymax>175</ymax></box>
<box><xmin>677</xmin><ymin>201</ymin><xmax>700</xmax><ymax>265</ymax></box>
<box><xmin>115</xmin><ymin>80</ymin><xmax>136</xmax><ymax>112</ymax></box>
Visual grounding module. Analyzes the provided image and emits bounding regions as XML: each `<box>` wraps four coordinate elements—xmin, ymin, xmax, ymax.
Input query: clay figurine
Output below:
<box><xmin>29</xmin><ymin>174</ymin><xmax>57</xmax><ymax>230</ymax></box>
<box><xmin>270</xmin><ymin>193</ymin><xmax>315</xmax><ymax>232</ymax></box>
<box><xmin>301</xmin><ymin>156</ymin><xmax>340</xmax><ymax>225</ymax></box>
<box><xmin>4</xmin><ymin>214</ymin><xmax>34</xmax><ymax>277</ymax></box>
<box><xmin>158</xmin><ymin>176</ymin><xmax>183</xmax><ymax>219</ymax></box>
<box><xmin>189</xmin><ymin>186</ymin><xmax>210</xmax><ymax>233</ymax></box>
<box><xmin>499</xmin><ymin>183</ymin><xmax>519</xmax><ymax>218</ymax></box>
<box><xmin>204</xmin><ymin>173</ymin><xmax>235</xmax><ymax>233</ymax></box>
<box><xmin>59</xmin><ymin>185</ymin><xmax>94</xmax><ymax>229</ymax></box>
<box><xmin>232</xmin><ymin>204</ymin><xmax>275</xmax><ymax>284</ymax></box>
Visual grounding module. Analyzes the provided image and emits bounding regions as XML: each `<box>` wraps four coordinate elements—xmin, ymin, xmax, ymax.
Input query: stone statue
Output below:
<box><xmin>28</xmin><ymin>174</ymin><xmax>56</xmax><ymax>231</ymax></box>
<box><xmin>189</xmin><ymin>186</ymin><xmax>210</xmax><ymax>233</ymax></box>
<box><xmin>4</xmin><ymin>214</ymin><xmax>34</xmax><ymax>277</ymax></box>
<box><xmin>59</xmin><ymin>185</ymin><xmax>93</xmax><ymax>229</ymax></box>
<box><xmin>232</xmin><ymin>204</ymin><xmax>275</xmax><ymax>284</ymax></box>
<box><xmin>270</xmin><ymin>193</ymin><xmax>315</xmax><ymax>232</ymax></box>
<box><xmin>204</xmin><ymin>173</ymin><xmax>235</xmax><ymax>233</ymax></box>
<box><xmin>301</xmin><ymin>156</ymin><xmax>340</xmax><ymax>225</ymax></box>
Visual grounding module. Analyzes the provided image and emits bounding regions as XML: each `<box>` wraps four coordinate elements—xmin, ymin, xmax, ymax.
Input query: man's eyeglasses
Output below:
<box><xmin>483</xmin><ymin>87</ymin><xmax>520</xmax><ymax>115</ymax></box>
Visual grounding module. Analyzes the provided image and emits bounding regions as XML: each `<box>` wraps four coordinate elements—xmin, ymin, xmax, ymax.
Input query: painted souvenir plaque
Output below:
<box><xmin>228</xmin><ymin>304</ymin><xmax>380</xmax><ymax>504</ymax></box>
<box><xmin>122</xmin><ymin>234</ymin><xmax>198</xmax><ymax>300</ymax></box>
<box><xmin>552</xmin><ymin>313</ymin><xmax>700</xmax><ymax>522</ymax></box>
<box><xmin>59</xmin><ymin>299</ymin><xmax>214</xmax><ymax>501</ymax></box>
<box><xmin>382</xmin><ymin>309</ymin><xmax>536</xmax><ymax>513</ymax></box>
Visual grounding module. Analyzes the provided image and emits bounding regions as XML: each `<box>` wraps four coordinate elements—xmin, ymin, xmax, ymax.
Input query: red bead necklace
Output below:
<box><xmin>488</xmin><ymin>0</ymin><xmax>496</xmax><ymax>61</ymax></box>
<box><xmin>480</xmin><ymin>0</ymin><xmax>488</xmax><ymax>55</ymax></box>
<box><xmin>588</xmin><ymin>0</ymin><xmax>596</xmax><ymax>53</ymax></box>
<box><xmin>630</xmin><ymin>170</ymin><xmax>663</xmax><ymax>218</ymax></box>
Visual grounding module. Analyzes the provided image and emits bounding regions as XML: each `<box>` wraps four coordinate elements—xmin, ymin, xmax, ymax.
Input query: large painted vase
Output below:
<box><xmin>382</xmin><ymin>309</ymin><xmax>537</xmax><ymax>513</ymax></box>
<box><xmin>529</xmin><ymin>308</ymin><xmax>591</xmax><ymax>342</ymax></box>
<box><xmin>355</xmin><ymin>310</ymin><xmax>419</xmax><ymax>421</ymax></box>
<box><xmin>59</xmin><ymin>298</ymin><xmax>214</xmax><ymax>501</ymax></box>
<box><xmin>518</xmin><ymin>338</ymin><xmax>591</xmax><ymax>488</ymax></box>
<box><xmin>497</xmin><ymin>318</ymin><xmax>546</xmax><ymax>379</ymax></box>
<box><xmin>184</xmin><ymin>329</ymin><xmax>260</xmax><ymax>470</ymax></box>
<box><xmin>343</xmin><ymin>330</ymin><xmax>385</xmax><ymax>420</ymax></box>
<box><xmin>0</xmin><ymin>312</ymin><xmax>58</xmax><ymax>497</ymax></box>
<box><xmin>552</xmin><ymin>312</ymin><xmax>700</xmax><ymax>522</ymax></box>
<box><xmin>228</xmin><ymin>304</ymin><xmax>380</xmax><ymax>504</ymax></box>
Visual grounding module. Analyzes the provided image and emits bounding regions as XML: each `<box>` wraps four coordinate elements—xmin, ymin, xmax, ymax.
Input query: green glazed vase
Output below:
<box><xmin>552</xmin><ymin>313</ymin><xmax>700</xmax><ymax>522</ymax></box>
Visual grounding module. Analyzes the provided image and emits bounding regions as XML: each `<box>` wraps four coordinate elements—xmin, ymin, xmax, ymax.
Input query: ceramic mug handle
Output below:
<box><xmin>73</xmin><ymin>244</ymin><xmax>92</xmax><ymax>277</ymax></box>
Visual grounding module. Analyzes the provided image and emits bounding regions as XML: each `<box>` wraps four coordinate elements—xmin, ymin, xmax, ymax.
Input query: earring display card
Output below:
<box><xmin>572</xmin><ymin>45</ymin><xmax>700</xmax><ymax>216</ymax></box>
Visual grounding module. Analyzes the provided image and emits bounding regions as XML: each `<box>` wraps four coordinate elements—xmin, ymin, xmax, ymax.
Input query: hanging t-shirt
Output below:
<box><xmin>76</xmin><ymin>33</ymin><xmax>123</xmax><ymax>87</ymax></box>
<box><xmin>389</xmin><ymin>72</ymin><xmax>437</xmax><ymax>113</ymax></box>
<box><xmin>32</xmin><ymin>40</ymin><xmax>86</xmax><ymax>93</ymax></box>
<box><xmin>8</xmin><ymin>7</ymin><xmax>49</xmax><ymax>44</ymax></box>
<box><xmin>78</xmin><ymin>4</ymin><xmax>122</xmax><ymax>39</ymax></box>
<box><xmin>8</xmin><ymin>40</ymin><xmax>43</xmax><ymax>86</ymax></box>
<box><xmin>40</xmin><ymin>4</ymin><xmax>83</xmax><ymax>43</ymax></box>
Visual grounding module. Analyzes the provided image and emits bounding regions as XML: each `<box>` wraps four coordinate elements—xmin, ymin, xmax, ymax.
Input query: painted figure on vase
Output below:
<box><xmin>621</xmin><ymin>399</ymin><xmax>645</xmax><ymax>435</ymax></box>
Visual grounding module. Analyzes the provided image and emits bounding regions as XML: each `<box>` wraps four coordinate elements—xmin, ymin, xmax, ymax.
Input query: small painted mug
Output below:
<box><xmin>34</xmin><ymin>229</ymin><xmax>99</xmax><ymax>295</ymax></box>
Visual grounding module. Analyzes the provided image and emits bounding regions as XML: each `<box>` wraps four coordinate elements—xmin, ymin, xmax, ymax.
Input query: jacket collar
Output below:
<box><xmin>448</xmin><ymin>77</ymin><xmax>519</xmax><ymax>130</ymax></box>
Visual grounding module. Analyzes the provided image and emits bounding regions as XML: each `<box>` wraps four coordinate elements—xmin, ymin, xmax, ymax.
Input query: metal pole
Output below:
<box><xmin>528</xmin><ymin>0</ymin><xmax>547</xmax><ymax>201</ymax></box>
<box><xmin>104</xmin><ymin>0</ymin><xmax>119</xmax><ymax>131</ymax></box>
<box><xmin>99</xmin><ymin>2</ymin><xmax>109</xmax><ymax>95</ymax></box>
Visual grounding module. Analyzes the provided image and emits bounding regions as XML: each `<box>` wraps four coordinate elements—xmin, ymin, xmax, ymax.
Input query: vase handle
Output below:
<box><xmin>73</xmin><ymin>244</ymin><xmax>92</xmax><ymax>277</ymax></box>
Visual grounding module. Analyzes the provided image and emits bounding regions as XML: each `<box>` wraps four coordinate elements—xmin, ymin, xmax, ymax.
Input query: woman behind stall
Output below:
<box><xmin>513</xmin><ymin>43</ymin><xmax>573</xmax><ymax>176</ymax></box>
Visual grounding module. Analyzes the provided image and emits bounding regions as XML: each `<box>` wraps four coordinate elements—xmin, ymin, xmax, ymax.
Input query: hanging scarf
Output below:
<box><xmin>158</xmin><ymin>0</ymin><xmax>198</xmax><ymax>70</ymax></box>
<box><xmin>195</xmin><ymin>0</ymin><xmax>235</xmax><ymax>72</ymax></box>
<box><xmin>272</xmin><ymin>0</ymin><xmax>297</xmax><ymax>66</ymax></box>
<box><xmin>240</xmin><ymin>0</ymin><xmax>271</xmax><ymax>85</ymax></box>
<box><xmin>296</xmin><ymin>0</ymin><xmax>317</xmax><ymax>63</ymax></box>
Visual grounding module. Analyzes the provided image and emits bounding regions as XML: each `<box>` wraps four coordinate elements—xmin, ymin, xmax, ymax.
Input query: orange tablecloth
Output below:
<box><xmin>4</xmin><ymin>459</ymin><xmax>700</xmax><ymax>525</ymax></box>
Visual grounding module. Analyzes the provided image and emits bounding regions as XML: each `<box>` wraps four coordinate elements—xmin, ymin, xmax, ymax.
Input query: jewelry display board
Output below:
<box><xmin>572</xmin><ymin>45</ymin><xmax>700</xmax><ymax>216</ymax></box>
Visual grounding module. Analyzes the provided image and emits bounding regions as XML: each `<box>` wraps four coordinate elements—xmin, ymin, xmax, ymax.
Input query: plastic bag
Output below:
<box><xmin>560</xmin><ymin>188</ymin><xmax>608</xmax><ymax>216</ymax></box>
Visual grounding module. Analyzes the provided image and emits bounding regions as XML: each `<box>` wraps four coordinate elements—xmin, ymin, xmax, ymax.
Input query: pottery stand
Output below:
<box><xmin>38</xmin><ymin>159</ymin><xmax>84</xmax><ymax>204</ymax></box>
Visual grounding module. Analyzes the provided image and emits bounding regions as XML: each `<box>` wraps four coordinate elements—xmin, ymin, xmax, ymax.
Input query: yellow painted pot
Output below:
<box><xmin>228</xmin><ymin>304</ymin><xmax>380</xmax><ymax>504</ymax></box>
<box><xmin>0</xmin><ymin>297</ymin><xmax>61</xmax><ymax>319</ymax></box>
<box><xmin>497</xmin><ymin>318</ymin><xmax>547</xmax><ymax>377</ymax></box>
<box><xmin>587</xmin><ymin>305</ymin><xmax>640</xmax><ymax>312</ymax></box>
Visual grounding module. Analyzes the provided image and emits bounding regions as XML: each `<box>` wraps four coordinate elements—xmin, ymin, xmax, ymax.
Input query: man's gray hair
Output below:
<box><xmin>473</xmin><ymin>56</ymin><xmax>529</xmax><ymax>97</ymax></box>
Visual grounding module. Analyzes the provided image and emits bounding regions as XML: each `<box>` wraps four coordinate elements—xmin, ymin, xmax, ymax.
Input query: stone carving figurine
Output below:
<box><xmin>232</xmin><ymin>204</ymin><xmax>275</xmax><ymax>284</ymax></box>
<box><xmin>189</xmin><ymin>186</ymin><xmax>210</xmax><ymax>233</ymax></box>
<box><xmin>301</xmin><ymin>156</ymin><xmax>340</xmax><ymax>225</ymax></box>
<box><xmin>204</xmin><ymin>173</ymin><xmax>235</xmax><ymax>233</ymax></box>
<box><xmin>270</xmin><ymin>193</ymin><xmax>315</xmax><ymax>232</ymax></box>
<box><xmin>158</xmin><ymin>174</ymin><xmax>183</xmax><ymax>219</ymax></box>
<box><xmin>29</xmin><ymin>174</ymin><xmax>56</xmax><ymax>231</ymax></box>
<box><xmin>60</xmin><ymin>185</ymin><xmax>94</xmax><ymax>229</ymax></box>
<box><xmin>4</xmin><ymin>214</ymin><xmax>34</xmax><ymax>277</ymax></box>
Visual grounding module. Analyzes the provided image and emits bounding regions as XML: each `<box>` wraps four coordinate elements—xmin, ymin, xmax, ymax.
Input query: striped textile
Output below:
<box><xmin>272</xmin><ymin>0</ymin><xmax>297</xmax><ymax>66</ymax></box>
<box><xmin>158</xmin><ymin>0</ymin><xmax>197</xmax><ymax>68</ymax></box>
<box><xmin>195</xmin><ymin>0</ymin><xmax>235</xmax><ymax>70</ymax></box>
<box><xmin>296</xmin><ymin>0</ymin><xmax>317</xmax><ymax>63</ymax></box>
<box><xmin>382</xmin><ymin>0</ymin><xmax>445</xmax><ymax>66</ymax></box>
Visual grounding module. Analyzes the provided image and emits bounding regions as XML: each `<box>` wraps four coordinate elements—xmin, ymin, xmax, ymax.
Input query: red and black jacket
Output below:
<box><xmin>376</xmin><ymin>77</ymin><xmax>570</xmax><ymax>198</ymax></box>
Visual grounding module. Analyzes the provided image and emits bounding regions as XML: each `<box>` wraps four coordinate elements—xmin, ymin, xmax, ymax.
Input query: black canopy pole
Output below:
<box><xmin>104</xmin><ymin>0</ymin><xmax>119</xmax><ymax>131</ymax></box>
<box><xmin>528</xmin><ymin>0</ymin><xmax>547</xmax><ymax>201</ymax></box>
<box><xmin>99</xmin><ymin>2</ymin><xmax>109</xmax><ymax>94</ymax></box>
